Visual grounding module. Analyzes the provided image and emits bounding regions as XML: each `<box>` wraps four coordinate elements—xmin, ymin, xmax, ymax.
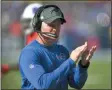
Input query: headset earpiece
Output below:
<box><xmin>32</xmin><ymin>7</ymin><xmax>43</xmax><ymax>31</ymax></box>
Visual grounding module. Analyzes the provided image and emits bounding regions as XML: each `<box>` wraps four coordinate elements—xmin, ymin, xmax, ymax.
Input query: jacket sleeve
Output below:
<box><xmin>19</xmin><ymin>49</ymin><xmax>75</xmax><ymax>89</ymax></box>
<box><xmin>68</xmin><ymin>61</ymin><xmax>89</xmax><ymax>89</ymax></box>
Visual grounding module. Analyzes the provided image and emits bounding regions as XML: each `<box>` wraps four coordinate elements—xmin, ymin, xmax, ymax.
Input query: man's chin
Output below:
<box><xmin>40</xmin><ymin>34</ymin><xmax>59</xmax><ymax>45</ymax></box>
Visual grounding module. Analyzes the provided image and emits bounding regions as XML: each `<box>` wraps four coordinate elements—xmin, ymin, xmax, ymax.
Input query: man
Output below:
<box><xmin>19</xmin><ymin>5</ymin><xmax>96</xmax><ymax>89</ymax></box>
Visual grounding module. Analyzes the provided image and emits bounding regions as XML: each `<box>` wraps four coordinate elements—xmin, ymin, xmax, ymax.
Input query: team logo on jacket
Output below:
<box><xmin>56</xmin><ymin>53</ymin><xmax>66</xmax><ymax>60</ymax></box>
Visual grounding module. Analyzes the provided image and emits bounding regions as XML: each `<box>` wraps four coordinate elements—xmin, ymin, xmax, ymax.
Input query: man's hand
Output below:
<box><xmin>81</xmin><ymin>45</ymin><xmax>97</xmax><ymax>66</ymax></box>
<box><xmin>70</xmin><ymin>42</ymin><xmax>87</xmax><ymax>63</ymax></box>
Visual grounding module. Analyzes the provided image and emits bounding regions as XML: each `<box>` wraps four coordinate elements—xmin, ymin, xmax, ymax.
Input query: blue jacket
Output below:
<box><xmin>19</xmin><ymin>40</ymin><xmax>88</xmax><ymax>90</ymax></box>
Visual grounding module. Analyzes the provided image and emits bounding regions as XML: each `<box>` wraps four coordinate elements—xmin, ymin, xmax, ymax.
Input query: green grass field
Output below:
<box><xmin>1</xmin><ymin>60</ymin><xmax>111</xmax><ymax>89</ymax></box>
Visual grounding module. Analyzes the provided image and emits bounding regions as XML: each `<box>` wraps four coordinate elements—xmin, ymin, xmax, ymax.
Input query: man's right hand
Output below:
<box><xmin>70</xmin><ymin>42</ymin><xmax>87</xmax><ymax>63</ymax></box>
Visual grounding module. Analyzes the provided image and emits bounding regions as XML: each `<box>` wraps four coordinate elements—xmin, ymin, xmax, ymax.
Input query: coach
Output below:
<box><xmin>19</xmin><ymin>5</ymin><xmax>96</xmax><ymax>90</ymax></box>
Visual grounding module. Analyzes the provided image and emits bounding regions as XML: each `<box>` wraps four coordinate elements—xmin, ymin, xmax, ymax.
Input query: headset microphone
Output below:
<box><xmin>37</xmin><ymin>31</ymin><xmax>58</xmax><ymax>38</ymax></box>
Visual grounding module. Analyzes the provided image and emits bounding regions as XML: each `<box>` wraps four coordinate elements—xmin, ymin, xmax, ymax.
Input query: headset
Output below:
<box><xmin>32</xmin><ymin>5</ymin><xmax>66</xmax><ymax>38</ymax></box>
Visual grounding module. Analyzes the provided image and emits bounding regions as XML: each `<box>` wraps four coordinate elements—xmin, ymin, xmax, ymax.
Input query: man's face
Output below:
<box><xmin>40</xmin><ymin>19</ymin><xmax>61</xmax><ymax>45</ymax></box>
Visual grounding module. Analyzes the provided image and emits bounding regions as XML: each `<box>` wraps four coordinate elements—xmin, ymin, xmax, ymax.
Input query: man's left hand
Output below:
<box><xmin>81</xmin><ymin>45</ymin><xmax>97</xmax><ymax>66</ymax></box>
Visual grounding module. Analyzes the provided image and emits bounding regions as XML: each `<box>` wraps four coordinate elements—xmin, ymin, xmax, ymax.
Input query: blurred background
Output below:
<box><xmin>1</xmin><ymin>1</ymin><xmax>111</xmax><ymax>89</ymax></box>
